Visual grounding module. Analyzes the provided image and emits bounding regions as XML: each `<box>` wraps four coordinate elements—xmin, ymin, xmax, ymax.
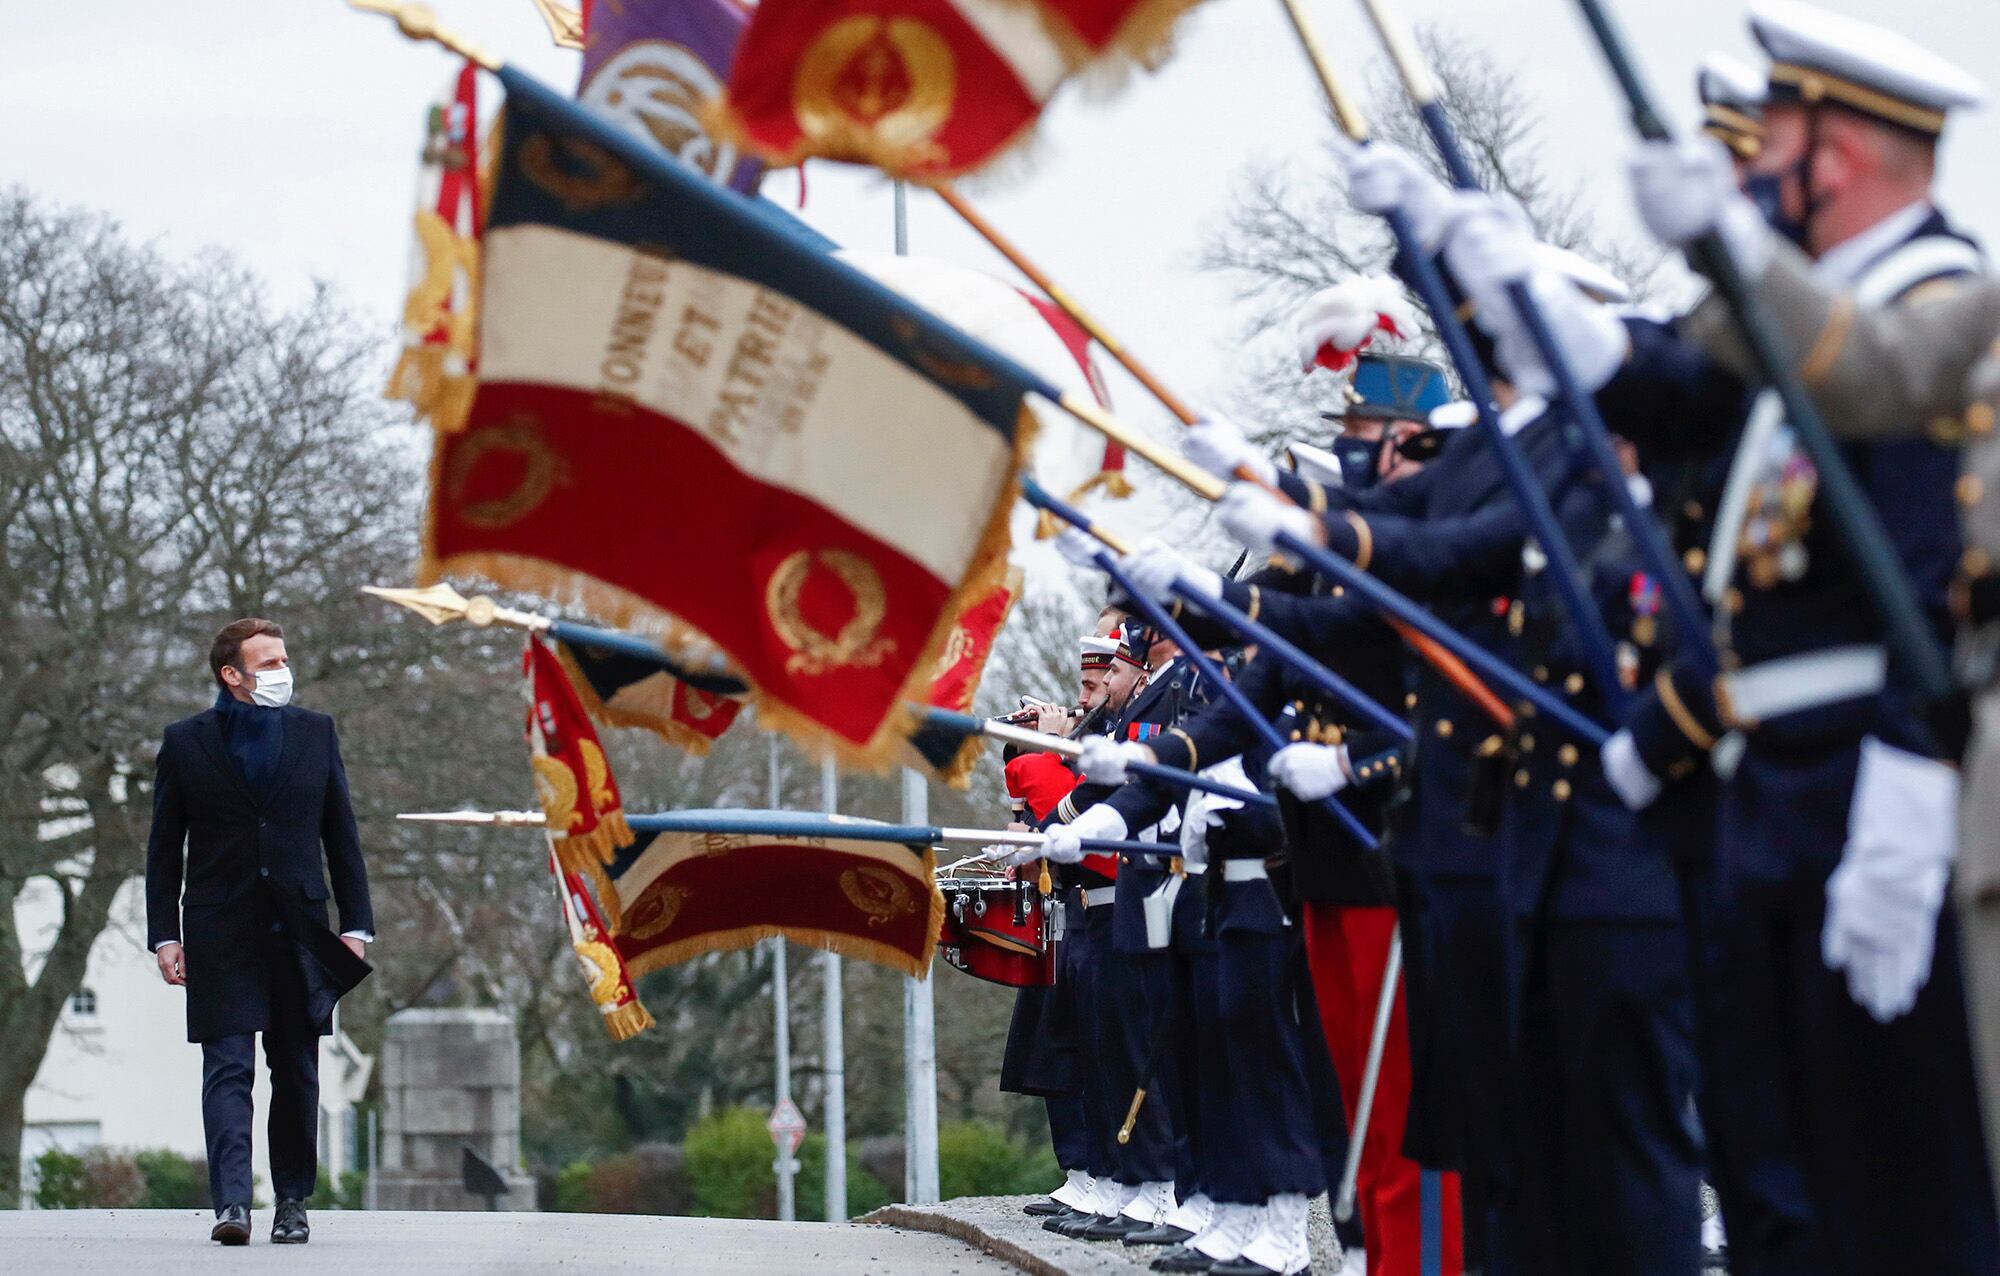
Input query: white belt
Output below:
<box><xmin>1082</xmin><ymin>886</ymin><xmax>1116</xmax><ymax>908</ymax></box>
<box><xmin>1222</xmin><ymin>860</ymin><xmax>1269</xmax><ymax>882</ymax></box>
<box><xmin>1721</xmin><ymin>644</ymin><xmax>1887</xmax><ymax>726</ymax></box>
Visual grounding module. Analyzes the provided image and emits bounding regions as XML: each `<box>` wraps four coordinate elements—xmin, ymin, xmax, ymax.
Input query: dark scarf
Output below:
<box><xmin>215</xmin><ymin>687</ymin><xmax>283</xmax><ymax>791</ymax></box>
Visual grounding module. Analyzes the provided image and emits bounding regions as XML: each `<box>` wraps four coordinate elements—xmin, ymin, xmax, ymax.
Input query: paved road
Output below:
<box><xmin>0</xmin><ymin>1209</ymin><xmax>1027</xmax><ymax>1276</ymax></box>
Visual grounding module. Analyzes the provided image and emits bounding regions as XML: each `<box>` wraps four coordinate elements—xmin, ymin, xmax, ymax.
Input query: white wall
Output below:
<box><xmin>16</xmin><ymin>877</ymin><xmax>370</xmax><ymax>1206</ymax></box>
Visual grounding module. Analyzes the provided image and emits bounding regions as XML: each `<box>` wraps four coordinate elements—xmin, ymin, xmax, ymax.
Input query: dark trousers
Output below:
<box><xmin>1516</xmin><ymin>918</ymin><xmax>1703</xmax><ymax>1276</ymax></box>
<box><xmin>1098</xmin><ymin>946</ymin><xmax>1179</xmax><ymax>1185</ymax></box>
<box><xmin>1195</xmin><ymin>923</ymin><xmax>1327</xmax><ymax>1204</ymax></box>
<box><xmin>1047</xmin><ymin>1093</ymin><xmax>1091</xmax><ymax>1173</ymax></box>
<box><xmin>200</xmin><ymin>946</ymin><xmax>320</xmax><ymax>1209</ymax></box>
<box><xmin>1419</xmin><ymin>875</ymin><xmax>1554</xmax><ymax>1276</ymax></box>
<box><xmin>1719</xmin><ymin>876</ymin><xmax>2000</xmax><ymax>1276</ymax></box>
<box><xmin>201</xmin><ymin>1022</ymin><xmax>319</xmax><ymax>1208</ymax></box>
<box><xmin>1064</xmin><ymin>907</ymin><xmax>1117</xmax><ymax>1182</ymax></box>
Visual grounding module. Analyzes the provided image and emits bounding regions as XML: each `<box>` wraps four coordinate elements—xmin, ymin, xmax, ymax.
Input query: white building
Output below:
<box><xmin>15</xmin><ymin>876</ymin><xmax>373</xmax><ymax>1208</ymax></box>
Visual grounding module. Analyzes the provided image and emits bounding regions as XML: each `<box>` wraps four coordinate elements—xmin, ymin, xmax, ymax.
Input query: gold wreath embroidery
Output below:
<box><xmin>765</xmin><ymin>548</ymin><xmax>897</xmax><ymax>677</ymax></box>
<box><xmin>932</xmin><ymin>623</ymin><xmax>973</xmax><ymax>679</ymax></box>
<box><xmin>533</xmin><ymin>755</ymin><xmax>584</xmax><ymax>830</ymax></box>
<box><xmin>446</xmin><ymin>418</ymin><xmax>570</xmax><ymax>529</ymax></box>
<box><xmin>839</xmin><ymin>865</ymin><xmax>913</xmax><ymax>928</ymax></box>
<box><xmin>624</xmin><ymin>883</ymin><xmax>688</xmax><ymax>941</ymax></box>
<box><xmin>793</xmin><ymin>16</ymin><xmax>955</xmax><ymax>158</ymax></box>
<box><xmin>518</xmin><ymin>132</ymin><xmax>648</xmax><ymax>213</ymax></box>
<box><xmin>579</xmin><ymin>738</ymin><xmax>616</xmax><ymax>813</ymax></box>
<box><xmin>403</xmin><ymin>207</ymin><xmax>479</xmax><ymax>348</ymax></box>
<box><xmin>572</xmin><ymin>939</ymin><xmax>625</xmax><ymax>1004</ymax></box>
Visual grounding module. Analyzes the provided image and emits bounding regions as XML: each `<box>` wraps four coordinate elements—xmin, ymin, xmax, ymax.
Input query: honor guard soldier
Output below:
<box><xmin>1021</xmin><ymin>617</ymin><xmax>1202</xmax><ymax>1239</ymax></box>
<box><xmin>1005</xmin><ymin>634</ymin><xmax>1145</xmax><ymax>1221</ymax></box>
<box><xmin>1561</xmin><ymin>6</ymin><xmax>2000</xmax><ymax>1271</ymax></box>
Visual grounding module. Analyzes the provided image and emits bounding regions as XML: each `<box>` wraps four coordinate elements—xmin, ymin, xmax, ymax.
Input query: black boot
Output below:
<box><xmin>271</xmin><ymin>1198</ymin><xmax>310</xmax><ymax>1245</ymax></box>
<box><xmin>210</xmin><ymin>1204</ymin><xmax>251</xmax><ymax>1246</ymax></box>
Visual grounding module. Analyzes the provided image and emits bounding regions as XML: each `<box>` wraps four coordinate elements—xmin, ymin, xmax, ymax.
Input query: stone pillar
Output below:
<box><xmin>372</xmin><ymin>1008</ymin><xmax>537</xmax><ymax>1211</ymax></box>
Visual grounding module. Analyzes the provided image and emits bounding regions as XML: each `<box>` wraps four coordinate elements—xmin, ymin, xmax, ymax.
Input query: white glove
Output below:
<box><xmin>1345</xmin><ymin>144</ymin><xmax>1454</xmax><ymax>253</ymax></box>
<box><xmin>1053</xmin><ymin>526</ymin><xmax>1105</xmax><ymax>570</ymax></box>
<box><xmin>1123</xmin><ymin>539</ymin><xmax>1222</xmax><ymax>604</ymax></box>
<box><xmin>1179</xmin><ymin>758</ymin><xmax>1252</xmax><ymax>870</ymax></box>
<box><xmin>1601</xmin><ymin>729</ymin><xmax>1662</xmax><ymax>811</ymax></box>
<box><xmin>1821</xmin><ymin>738</ymin><xmax>1960</xmax><ymax>1022</ymax></box>
<box><xmin>1266</xmin><ymin>742</ymin><xmax>1350</xmax><ymax>802</ymax></box>
<box><xmin>1217</xmin><ymin>482</ymin><xmax>1322</xmax><ymax>558</ymax></box>
<box><xmin>1031</xmin><ymin>802</ymin><xmax>1128</xmax><ymax>864</ymax></box>
<box><xmin>1440</xmin><ymin>193</ymin><xmax>1538</xmax><ymax>320</ymax></box>
<box><xmin>1626</xmin><ymin>137</ymin><xmax>1772</xmax><ymax>275</ymax></box>
<box><xmin>1186</xmin><ymin>414</ymin><xmax>1275</xmax><ymax>485</ymax></box>
<box><xmin>1079</xmin><ymin>734</ymin><xmax>1154</xmax><ymax>785</ymax></box>
<box><xmin>1294</xmin><ymin>276</ymin><xmax>1421</xmax><ymax>374</ymax></box>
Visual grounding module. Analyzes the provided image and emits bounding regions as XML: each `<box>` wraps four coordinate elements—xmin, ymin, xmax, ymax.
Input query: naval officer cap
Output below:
<box><xmin>1751</xmin><ymin>0</ymin><xmax>1984</xmax><ymax>137</ymax></box>
<box><xmin>1699</xmin><ymin>51</ymin><xmax>1768</xmax><ymax>157</ymax></box>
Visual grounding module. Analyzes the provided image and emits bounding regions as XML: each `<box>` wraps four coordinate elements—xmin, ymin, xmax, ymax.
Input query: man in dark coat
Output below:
<box><xmin>145</xmin><ymin>618</ymin><xmax>374</xmax><ymax>1246</ymax></box>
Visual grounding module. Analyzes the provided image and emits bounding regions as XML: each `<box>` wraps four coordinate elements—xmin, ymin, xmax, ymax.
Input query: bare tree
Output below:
<box><xmin>1199</xmin><ymin>28</ymin><xmax>1660</xmax><ymax>445</ymax></box>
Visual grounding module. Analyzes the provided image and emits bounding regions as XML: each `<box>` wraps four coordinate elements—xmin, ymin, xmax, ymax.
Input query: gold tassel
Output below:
<box><xmin>602</xmin><ymin>998</ymin><xmax>654</xmax><ymax>1042</ymax></box>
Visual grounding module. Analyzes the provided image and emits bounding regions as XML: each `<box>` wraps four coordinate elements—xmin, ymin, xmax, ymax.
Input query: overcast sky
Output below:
<box><xmin>7</xmin><ymin>0</ymin><xmax>1998</xmax><ymax>447</ymax></box>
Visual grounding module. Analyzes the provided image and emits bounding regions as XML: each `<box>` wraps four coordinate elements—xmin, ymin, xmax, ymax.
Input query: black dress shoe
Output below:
<box><xmin>1151</xmin><ymin>1244</ymin><xmax>1217</xmax><ymax>1273</ymax></box>
<box><xmin>210</xmin><ymin>1204</ymin><xmax>251</xmax><ymax>1246</ymax></box>
<box><xmin>1051</xmin><ymin>1211</ymin><xmax>1116</xmax><ymax>1237</ymax></box>
<box><xmin>1125</xmin><ymin>1223</ymin><xmax>1196</xmax><ymax>1246</ymax></box>
<box><xmin>1080</xmin><ymin>1214</ymin><xmax>1151</xmax><ymax>1240</ymax></box>
<box><xmin>271</xmin><ymin>1198</ymin><xmax>310</xmax><ymax>1245</ymax></box>
<box><xmin>1041</xmin><ymin>1208</ymin><xmax>1088</xmax><ymax>1233</ymax></box>
<box><xmin>1023</xmin><ymin>1197</ymin><xmax>1070</xmax><ymax>1217</ymax></box>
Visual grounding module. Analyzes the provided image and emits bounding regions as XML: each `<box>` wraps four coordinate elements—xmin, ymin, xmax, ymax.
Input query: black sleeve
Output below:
<box><xmin>321</xmin><ymin>719</ymin><xmax>373</xmax><ymax>936</ymax></box>
<box><xmin>1596</xmin><ymin>317</ymin><xmax>1754</xmax><ymax>462</ymax></box>
<box><xmin>144</xmin><ymin>732</ymin><xmax>188</xmax><ymax>951</ymax></box>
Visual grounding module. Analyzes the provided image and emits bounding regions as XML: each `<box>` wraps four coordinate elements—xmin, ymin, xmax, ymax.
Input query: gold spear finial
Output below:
<box><xmin>348</xmin><ymin>1</ymin><xmax>503</xmax><ymax>71</ymax></box>
<box><xmin>527</xmin><ymin>0</ymin><xmax>587</xmax><ymax>50</ymax></box>
<box><xmin>362</xmin><ymin>583</ymin><xmax>551</xmax><ymax>631</ymax></box>
<box><xmin>398</xmin><ymin>809</ymin><xmax>550</xmax><ymax>827</ymax></box>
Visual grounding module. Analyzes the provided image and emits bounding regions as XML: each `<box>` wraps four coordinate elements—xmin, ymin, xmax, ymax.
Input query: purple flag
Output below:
<box><xmin>576</xmin><ymin>0</ymin><xmax>764</xmax><ymax>195</ymax></box>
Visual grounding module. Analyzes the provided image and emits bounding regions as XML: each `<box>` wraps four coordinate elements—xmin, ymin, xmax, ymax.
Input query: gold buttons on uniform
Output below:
<box><xmin>1533</xmin><ymin>666</ymin><xmax>1550</xmax><ymax>683</ymax></box>
<box><xmin>1406</xmin><ymin>692</ymin><xmax>1419</xmax><ymax>709</ymax></box>
<box><xmin>1970</xmin><ymin>403</ymin><xmax>1996</xmax><ymax>437</ymax></box>
<box><xmin>1519</xmin><ymin>733</ymin><xmax>1535</xmax><ymax>753</ymax></box>
<box><xmin>1558</xmin><ymin>743</ymin><xmax>1579</xmax><ymax>767</ymax></box>
<box><xmin>1515</xmin><ymin>769</ymin><xmax>1531</xmax><ymax>788</ymax></box>
<box><xmin>1565</xmin><ymin>673</ymin><xmax>1585</xmax><ymax>694</ymax></box>
<box><xmin>1435</xmin><ymin>719</ymin><xmax>1454</xmax><ymax>739</ymax></box>
<box><xmin>1553</xmin><ymin>779</ymin><xmax>1573</xmax><ymax>801</ymax></box>
<box><xmin>1960</xmin><ymin>474</ymin><xmax>1986</xmax><ymax>508</ymax></box>
<box><xmin>1684</xmin><ymin>548</ymin><xmax>1707</xmax><ymax>574</ymax></box>
<box><xmin>1966</xmin><ymin>547</ymin><xmax>1993</xmax><ymax>577</ymax></box>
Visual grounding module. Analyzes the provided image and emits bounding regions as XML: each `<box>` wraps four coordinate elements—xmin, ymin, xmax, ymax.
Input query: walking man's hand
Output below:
<box><xmin>341</xmin><ymin>935</ymin><xmax>367</xmax><ymax>961</ymax></box>
<box><xmin>157</xmin><ymin>941</ymin><xmax>186</xmax><ymax>986</ymax></box>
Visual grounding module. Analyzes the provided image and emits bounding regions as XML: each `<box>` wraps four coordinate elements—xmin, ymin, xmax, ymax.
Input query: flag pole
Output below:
<box><xmin>820</xmin><ymin>751</ymin><xmax>848</xmax><ymax>1222</ymax></box>
<box><xmin>894</xmin><ymin>176</ymin><xmax>943</xmax><ymax>1210</ymax></box>
<box><xmin>769</xmin><ymin>736</ymin><xmax>799</xmax><ymax>1222</ymax></box>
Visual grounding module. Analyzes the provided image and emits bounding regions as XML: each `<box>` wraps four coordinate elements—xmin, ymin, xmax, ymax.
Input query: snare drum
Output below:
<box><xmin>937</xmin><ymin>877</ymin><xmax>1057</xmax><ymax>988</ymax></box>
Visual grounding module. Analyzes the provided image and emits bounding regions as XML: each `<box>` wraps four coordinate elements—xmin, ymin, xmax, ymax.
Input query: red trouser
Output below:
<box><xmin>1305</xmin><ymin>902</ymin><xmax>1465</xmax><ymax>1276</ymax></box>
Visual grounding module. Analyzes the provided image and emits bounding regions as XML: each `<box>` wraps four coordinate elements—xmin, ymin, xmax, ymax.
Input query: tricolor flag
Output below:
<box><xmin>604</xmin><ymin>810</ymin><xmax>944</xmax><ymax>978</ymax></box>
<box><xmin>711</xmin><ymin>0</ymin><xmax>1208</xmax><ymax>177</ymax></box>
<box><xmin>577</xmin><ymin>0</ymin><xmax>765</xmax><ymax>194</ymax></box>
<box><xmin>551</xmin><ymin>840</ymin><xmax>655</xmax><ymax>1041</ymax></box>
<box><xmin>556</xmin><ymin>637</ymin><xmax>748</xmax><ymax>757</ymax></box>
<box><xmin>424</xmin><ymin>71</ymin><xmax>1069</xmax><ymax>765</ymax></box>
<box><xmin>526</xmin><ymin>634</ymin><xmax>637</xmax><ymax>874</ymax></box>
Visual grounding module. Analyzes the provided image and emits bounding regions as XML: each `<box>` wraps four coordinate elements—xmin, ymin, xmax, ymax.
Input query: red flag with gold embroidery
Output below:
<box><xmin>711</xmin><ymin>0</ymin><xmax>1206</xmax><ymax>177</ymax></box>
<box><xmin>551</xmin><ymin>841</ymin><xmax>654</xmax><ymax>1041</ymax></box>
<box><xmin>527</xmin><ymin>634</ymin><xmax>637</xmax><ymax>874</ymax></box>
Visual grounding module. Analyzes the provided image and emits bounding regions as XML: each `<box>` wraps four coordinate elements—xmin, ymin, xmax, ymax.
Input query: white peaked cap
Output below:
<box><xmin>1751</xmin><ymin>0</ymin><xmax>1983</xmax><ymax>136</ymax></box>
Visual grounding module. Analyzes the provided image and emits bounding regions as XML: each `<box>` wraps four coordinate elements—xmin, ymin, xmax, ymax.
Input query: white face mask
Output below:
<box><xmin>247</xmin><ymin>665</ymin><xmax>294</xmax><ymax>708</ymax></box>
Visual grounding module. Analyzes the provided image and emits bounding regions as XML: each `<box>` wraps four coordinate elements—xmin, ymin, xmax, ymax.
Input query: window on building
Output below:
<box><xmin>67</xmin><ymin>988</ymin><xmax>97</xmax><ymax>1018</ymax></box>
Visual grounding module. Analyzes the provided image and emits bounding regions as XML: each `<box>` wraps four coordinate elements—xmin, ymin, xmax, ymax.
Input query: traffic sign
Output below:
<box><xmin>767</xmin><ymin>1097</ymin><xmax>807</xmax><ymax>1156</ymax></box>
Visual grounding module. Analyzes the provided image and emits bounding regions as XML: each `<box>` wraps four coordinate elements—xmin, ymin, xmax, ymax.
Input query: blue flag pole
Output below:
<box><xmin>1021</xmin><ymin>488</ymin><xmax>1381</xmax><ymax>850</ymax></box>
